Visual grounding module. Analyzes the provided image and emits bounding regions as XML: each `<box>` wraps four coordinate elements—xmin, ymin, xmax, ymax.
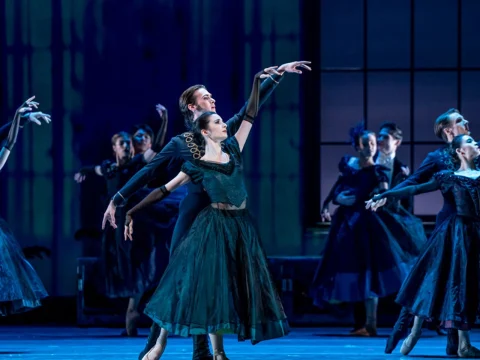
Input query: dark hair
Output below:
<box><xmin>131</xmin><ymin>124</ymin><xmax>154</xmax><ymax>140</ymax></box>
<box><xmin>434</xmin><ymin>108</ymin><xmax>460</xmax><ymax>141</ymax></box>
<box><xmin>179</xmin><ymin>84</ymin><xmax>206</xmax><ymax>129</ymax></box>
<box><xmin>191</xmin><ymin>111</ymin><xmax>216</xmax><ymax>147</ymax></box>
<box><xmin>448</xmin><ymin>134</ymin><xmax>468</xmax><ymax>167</ymax></box>
<box><xmin>349</xmin><ymin>122</ymin><xmax>374</xmax><ymax>150</ymax></box>
<box><xmin>379</xmin><ymin>122</ymin><xmax>403</xmax><ymax>141</ymax></box>
<box><xmin>111</xmin><ymin>131</ymin><xmax>131</xmax><ymax>146</ymax></box>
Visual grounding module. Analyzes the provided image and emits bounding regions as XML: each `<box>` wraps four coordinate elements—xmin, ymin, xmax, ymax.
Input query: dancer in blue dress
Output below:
<box><xmin>311</xmin><ymin>123</ymin><xmax>423</xmax><ymax>336</ymax></box>
<box><xmin>0</xmin><ymin>96</ymin><xmax>51</xmax><ymax>315</ymax></box>
<box><xmin>367</xmin><ymin>134</ymin><xmax>480</xmax><ymax>358</ymax></box>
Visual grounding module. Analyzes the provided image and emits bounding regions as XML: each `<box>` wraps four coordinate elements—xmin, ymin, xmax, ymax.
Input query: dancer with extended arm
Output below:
<box><xmin>366</xmin><ymin>134</ymin><xmax>480</xmax><ymax>358</ymax></box>
<box><xmin>125</xmin><ymin>69</ymin><xmax>289</xmax><ymax>360</ymax></box>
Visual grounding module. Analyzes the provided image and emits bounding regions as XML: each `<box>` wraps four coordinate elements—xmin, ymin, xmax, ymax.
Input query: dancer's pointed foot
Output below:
<box><xmin>458</xmin><ymin>345</ymin><xmax>480</xmax><ymax>358</ymax></box>
<box><xmin>400</xmin><ymin>330</ymin><xmax>422</xmax><ymax>356</ymax></box>
<box><xmin>142</xmin><ymin>342</ymin><xmax>166</xmax><ymax>360</ymax></box>
<box><xmin>213</xmin><ymin>350</ymin><xmax>229</xmax><ymax>360</ymax></box>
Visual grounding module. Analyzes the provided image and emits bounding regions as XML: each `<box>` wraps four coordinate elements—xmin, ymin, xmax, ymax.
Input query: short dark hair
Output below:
<box><xmin>379</xmin><ymin>122</ymin><xmax>403</xmax><ymax>141</ymax></box>
<box><xmin>131</xmin><ymin>124</ymin><xmax>154</xmax><ymax>140</ymax></box>
<box><xmin>434</xmin><ymin>108</ymin><xmax>460</xmax><ymax>141</ymax></box>
<box><xmin>179</xmin><ymin>85</ymin><xmax>206</xmax><ymax>129</ymax></box>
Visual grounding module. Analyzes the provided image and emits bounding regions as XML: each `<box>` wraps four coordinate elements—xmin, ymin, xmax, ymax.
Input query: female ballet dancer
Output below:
<box><xmin>311</xmin><ymin>123</ymin><xmax>423</xmax><ymax>336</ymax></box>
<box><xmin>366</xmin><ymin>134</ymin><xmax>480</xmax><ymax>358</ymax></box>
<box><xmin>124</xmin><ymin>70</ymin><xmax>289</xmax><ymax>360</ymax></box>
<box><xmin>0</xmin><ymin>96</ymin><xmax>50</xmax><ymax>315</ymax></box>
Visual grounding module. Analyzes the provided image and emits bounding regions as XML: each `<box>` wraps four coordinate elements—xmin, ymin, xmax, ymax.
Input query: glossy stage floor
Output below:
<box><xmin>0</xmin><ymin>326</ymin><xmax>470</xmax><ymax>359</ymax></box>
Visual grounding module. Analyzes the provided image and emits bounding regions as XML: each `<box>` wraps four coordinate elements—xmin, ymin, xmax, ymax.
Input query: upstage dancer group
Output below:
<box><xmin>4</xmin><ymin>59</ymin><xmax>480</xmax><ymax>360</ymax></box>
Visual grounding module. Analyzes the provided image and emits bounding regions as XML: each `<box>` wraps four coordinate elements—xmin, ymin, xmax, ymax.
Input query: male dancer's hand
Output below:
<box><xmin>277</xmin><ymin>60</ymin><xmax>312</xmax><ymax>75</ymax></box>
<box><xmin>102</xmin><ymin>200</ymin><xmax>117</xmax><ymax>229</ymax></box>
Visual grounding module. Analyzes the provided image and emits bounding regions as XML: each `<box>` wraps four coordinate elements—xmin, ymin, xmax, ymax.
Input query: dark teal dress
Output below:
<box><xmin>144</xmin><ymin>136</ymin><xmax>289</xmax><ymax>344</ymax></box>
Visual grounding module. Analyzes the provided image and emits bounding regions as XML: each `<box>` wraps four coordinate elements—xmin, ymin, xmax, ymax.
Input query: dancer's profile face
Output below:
<box><xmin>133</xmin><ymin>128</ymin><xmax>152</xmax><ymax>154</ymax></box>
<box><xmin>191</xmin><ymin>88</ymin><xmax>216</xmax><ymax>116</ymax></box>
<box><xmin>201</xmin><ymin>114</ymin><xmax>228</xmax><ymax>142</ymax></box>
<box><xmin>448</xmin><ymin>112</ymin><xmax>470</xmax><ymax>137</ymax></box>
<box><xmin>357</xmin><ymin>133</ymin><xmax>377</xmax><ymax>159</ymax></box>
<box><xmin>377</xmin><ymin>129</ymin><xmax>400</xmax><ymax>155</ymax></box>
<box><xmin>112</xmin><ymin>136</ymin><xmax>132</xmax><ymax>159</ymax></box>
<box><xmin>457</xmin><ymin>135</ymin><xmax>479</xmax><ymax>160</ymax></box>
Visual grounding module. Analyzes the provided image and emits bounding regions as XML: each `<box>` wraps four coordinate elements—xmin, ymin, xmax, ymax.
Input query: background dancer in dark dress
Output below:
<box><xmin>320</xmin><ymin>122</ymin><xmax>426</xmax><ymax>334</ymax></box>
<box><xmin>124</xmin><ymin>71</ymin><xmax>289</xmax><ymax>359</ymax></box>
<box><xmin>311</xmin><ymin>123</ymin><xmax>423</xmax><ymax>336</ymax></box>
<box><xmin>371</xmin><ymin>108</ymin><xmax>470</xmax><ymax>355</ymax></box>
<box><xmin>0</xmin><ymin>96</ymin><xmax>51</xmax><ymax>315</ymax></box>
<box><xmin>102</xmin><ymin>60</ymin><xmax>311</xmax><ymax>360</ymax></box>
<box><xmin>367</xmin><ymin>134</ymin><xmax>480</xmax><ymax>358</ymax></box>
<box><xmin>75</xmin><ymin>118</ymin><xmax>174</xmax><ymax>336</ymax></box>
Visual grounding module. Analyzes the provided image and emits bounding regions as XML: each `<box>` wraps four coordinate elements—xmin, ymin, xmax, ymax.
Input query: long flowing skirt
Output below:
<box><xmin>396</xmin><ymin>215</ymin><xmax>480</xmax><ymax>330</ymax></box>
<box><xmin>0</xmin><ymin>218</ymin><xmax>48</xmax><ymax>315</ymax></box>
<box><xmin>312</xmin><ymin>206</ymin><xmax>422</xmax><ymax>304</ymax></box>
<box><xmin>144</xmin><ymin>207</ymin><xmax>289</xmax><ymax>344</ymax></box>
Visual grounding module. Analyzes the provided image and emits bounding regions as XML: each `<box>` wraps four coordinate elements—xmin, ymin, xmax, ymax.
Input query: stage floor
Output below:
<box><xmin>0</xmin><ymin>326</ymin><xmax>469</xmax><ymax>359</ymax></box>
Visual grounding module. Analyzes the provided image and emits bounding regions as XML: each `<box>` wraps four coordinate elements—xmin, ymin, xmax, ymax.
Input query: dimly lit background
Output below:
<box><xmin>1</xmin><ymin>0</ymin><xmax>480</xmax><ymax>302</ymax></box>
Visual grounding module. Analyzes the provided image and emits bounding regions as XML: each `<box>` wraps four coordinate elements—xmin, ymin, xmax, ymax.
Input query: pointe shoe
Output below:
<box><xmin>142</xmin><ymin>342</ymin><xmax>166</xmax><ymax>360</ymax></box>
<box><xmin>458</xmin><ymin>345</ymin><xmax>480</xmax><ymax>358</ymax></box>
<box><xmin>213</xmin><ymin>350</ymin><xmax>229</xmax><ymax>360</ymax></box>
<box><xmin>400</xmin><ymin>331</ymin><xmax>422</xmax><ymax>356</ymax></box>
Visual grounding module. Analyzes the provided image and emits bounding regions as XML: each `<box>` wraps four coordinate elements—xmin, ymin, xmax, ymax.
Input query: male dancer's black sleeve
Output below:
<box><xmin>112</xmin><ymin>74</ymin><xmax>283</xmax><ymax>205</ymax></box>
<box><xmin>112</xmin><ymin>138</ymin><xmax>180</xmax><ymax>206</ymax></box>
<box><xmin>388</xmin><ymin>151</ymin><xmax>440</xmax><ymax>191</ymax></box>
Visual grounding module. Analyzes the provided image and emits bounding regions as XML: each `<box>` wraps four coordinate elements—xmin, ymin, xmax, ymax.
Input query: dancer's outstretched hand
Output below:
<box><xmin>277</xmin><ymin>60</ymin><xmax>312</xmax><ymax>75</ymax></box>
<box><xmin>102</xmin><ymin>201</ymin><xmax>117</xmax><ymax>229</ymax></box>
<box><xmin>16</xmin><ymin>96</ymin><xmax>39</xmax><ymax>114</ymax></box>
<box><xmin>365</xmin><ymin>196</ymin><xmax>387</xmax><ymax>211</ymax></box>
<box><xmin>259</xmin><ymin>66</ymin><xmax>281</xmax><ymax>78</ymax></box>
<box><xmin>21</xmin><ymin>112</ymin><xmax>52</xmax><ymax>126</ymax></box>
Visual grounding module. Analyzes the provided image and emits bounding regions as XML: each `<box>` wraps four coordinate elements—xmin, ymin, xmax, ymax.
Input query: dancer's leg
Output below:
<box><xmin>400</xmin><ymin>316</ymin><xmax>423</xmax><ymax>355</ymax></box>
<box><xmin>385</xmin><ymin>306</ymin><xmax>413</xmax><ymax>353</ymax></box>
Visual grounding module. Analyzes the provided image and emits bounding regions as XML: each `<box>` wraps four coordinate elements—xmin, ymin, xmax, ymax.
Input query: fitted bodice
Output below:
<box><xmin>435</xmin><ymin>171</ymin><xmax>480</xmax><ymax>219</ymax></box>
<box><xmin>181</xmin><ymin>137</ymin><xmax>247</xmax><ymax>207</ymax></box>
<box><xmin>335</xmin><ymin>155</ymin><xmax>389</xmax><ymax>207</ymax></box>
